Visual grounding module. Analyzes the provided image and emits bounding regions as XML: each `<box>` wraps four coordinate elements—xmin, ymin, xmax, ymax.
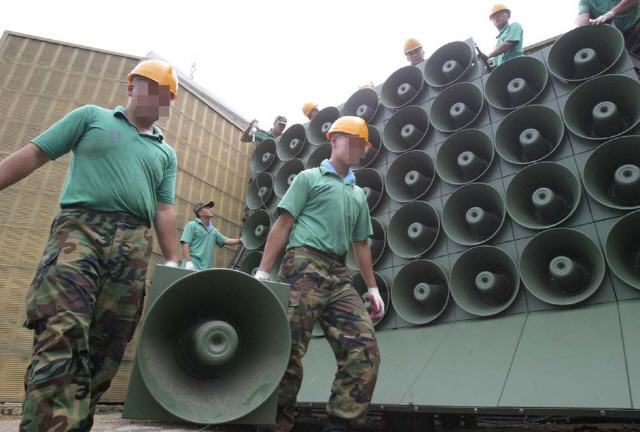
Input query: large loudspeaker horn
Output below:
<box><xmin>342</xmin><ymin>87</ymin><xmax>380</xmax><ymax>123</ymax></box>
<box><xmin>307</xmin><ymin>143</ymin><xmax>332</xmax><ymax>168</ymax></box>
<box><xmin>442</xmin><ymin>183</ymin><xmax>506</xmax><ymax>246</ymax></box>
<box><xmin>308</xmin><ymin>106</ymin><xmax>340</xmax><ymax>145</ymax></box>
<box><xmin>548</xmin><ymin>24</ymin><xmax>625</xmax><ymax>83</ymax></box>
<box><xmin>563</xmin><ymin>75</ymin><xmax>640</xmax><ymax>141</ymax></box>
<box><xmin>353</xmin><ymin>271</ymin><xmax>390</xmax><ymax>326</ymax></box>
<box><xmin>605</xmin><ymin>210</ymin><xmax>640</xmax><ymax>290</ymax></box>
<box><xmin>388</xmin><ymin>201</ymin><xmax>440</xmax><ymax>259</ymax></box>
<box><xmin>495</xmin><ymin>105</ymin><xmax>564</xmax><ymax>165</ymax></box>
<box><xmin>346</xmin><ymin>217</ymin><xmax>386</xmax><ymax>270</ymax></box>
<box><xmin>277</xmin><ymin>124</ymin><xmax>307</xmax><ymax>161</ymax></box>
<box><xmin>137</xmin><ymin>269</ymin><xmax>290</xmax><ymax>424</ymax></box>
<box><xmin>520</xmin><ymin>228</ymin><xmax>606</xmax><ymax>306</ymax></box>
<box><xmin>386</xmin><ymin>150</ymin><xmax>435</xmax><ymax>202</ymax></box>
<box><xmin>243</xmin><ymin>209</ymin><xmax>271</xmax><ymax>250</ymax></box>
<box><xmin>355</xmin><ymin>168</ymin><xmax>384</xmax><ymax>212</ymax></box>
<box><xmin>239</xmin><ymin>250</ymin><xmax>263</xmax><ymax>276</ymax></box>
<box><xmin>583</xmin><ymin>135</ymin><xmax>640</xmax><ymax>210</ymax></box>
<box><xmin>381</xmin><ymin>65</ymin><xmax>426</xmax><ymax>109</ymax></box>
<box><xmin>435</xmin><ymin>128</ymin><xmax>494</xmax><ymax>185</ymax></box>
<box><xmin>250</xmin><ymin>138</ymin><xmax>278</xmax><ymax>173</ymax></box>
<box><xmin>430</xmin><ymin>82</ymin><xmax>484</xmax><ymax>133</ymax></box>
<box><xmin>353</xmin><ymin>125</ymin><xmax>383</xmax><ymax>170</ymax></box>
<box><xmin>246</xmin><ymin>172</ymin><xmax>274</xmax><ymax>210</ymax></box>
<box><xmin>484</xmin><ymin>56</ymin><xmax>549</xmax><ymax>110</ymax></box>
<box><xmin>424</xmin><ymin>41</ymin><xmax>474</xmax><ymax>88</ymax></box>
<box><xmin>506</xmin><ymin>162</ymin><xmax>582</xmax><ymax>230</ymax></box>
<box><xmin>383</xmin><ymin>106</ymin><xmax>430</xmax><ymax>153</ymax></box>
<box><xmin>450</xmin><ymin>246</ymin><xmax>520</xmax><ymax>317</ymax></box>
<box><xmin>275</xmin><ymin>158</ymin><xmax>306</xmax><ymax>198</ymax></box>
<box><xmin>392</xmin><ymin>260</ymin><xmax>450</xmax><ymax>325</ymax></box>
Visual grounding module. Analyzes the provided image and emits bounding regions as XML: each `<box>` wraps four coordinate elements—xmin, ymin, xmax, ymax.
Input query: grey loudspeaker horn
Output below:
<box><xmin>383</xmin><ymin>105</ymin><xmax>430</xmax><ymax>153</ymax></box>
<box><xmin>430</xmin><ymin>81</ymin><xmax>484</xmax><ymax>133</ymax></box>
<box><xmin>274</xmin><ymin>158</ymin><xmax>306</xmax><ymax>198</ymax></box>
<box><xmin>392</xmin><ymin>260</ymin><xmax>450</xmax><ymax>325</ymax></box>
<box><xmin>308</xmin><ymin>107</ymin><xmax>340</xmax><ymax>145</ymax></box>
<box><xmin>435</xmin><ymin>128</ymin><xmax>494</xmax><ymax>185</ymax></box>
<box><xmin>277</xmin><ymin>124</ymin><xmax>307</xmax><ymax>161</ymax></box>
<box><xmin>342</xmin><ymin>87</ymin><xmax>380</xmax><ymax>123</ymax></box>
<box><xmin>243</xmin><ymin>209</ymin><xmax>272</xmax><ymax>250</ymax></box>
<box><xmin>355</xmin><ymin>168</ymin><xmax>384</xmax><ymax>212</ymax></box>
<box><xmin>381</xmin><ymin>65</ymin><xmax>426</xmax><ymax>109</ymax></box>
<box><xmin>424</xmin><ymin>41</ymin><xmax>475</xmax><ymax>88</ymax></box>
<box><xmin>484</xmin><ymin>56</ymin><xmax>549</xmax><ymax>110</ymax></box>
<box><xmin>250</xmin><ymin>138</ymin><xmax>278</xmax><ymax>173</ymax></box>
<box><xmin>386</xmin><ymin>150</ymin><xmax>435</xmax><ymax>203</ymax></box>
<box><xmin>307</xmin><ymin>143</ymin><xmax>332</xmax><ymax>168</ymax></box>
<box><xmin>246</xmin><ymin>172</ymin><xmax>274</xmax><ymax>210</ymax></box>
<box><xmin>388</xmin><ymin>201</ymin><xmax>440</xmax><ymax>259</ymax></box>
<box><xmin>605</xmin><ymin>210</ymin><xmax>640</xmax><ymax>290</ymax></box>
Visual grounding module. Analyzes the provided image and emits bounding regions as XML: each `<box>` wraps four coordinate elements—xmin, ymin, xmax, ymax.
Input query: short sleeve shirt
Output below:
<box><xmin>578</xmin><ymin>0</ymin><xmax>640</xmax><ymax>32</ymax></box>
<box><xmin>180</xmin><ymin>219</ymin><xmax>228</xmax><ymax>270</ymax></box>
<box><xmin>32</xmin><ymin>105</ymin><xmax>177</xmax><ymax>224</ymax></box>
<box><xmin>494</xmin><ymin>22</ymin><xmax>524</xmax><ymax>66</ymax></box>
<box><xmin>277</xmin><ymin>159</ymin><xmax>373</xmax><ymax>257</ymax></box>
<box><xmin>253</xmin><ymin>128</ymin><xmax>276</xmax><ymax>143</ymax></box>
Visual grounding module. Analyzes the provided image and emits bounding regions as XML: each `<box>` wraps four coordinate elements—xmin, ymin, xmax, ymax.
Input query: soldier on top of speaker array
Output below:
<box><xmin>480</xmin><ymin>4</ymin><xmax>524</xmax><ymax>67</ymax></box>
<box><xmin>575</xmin><ymin>0</ymin><xmax>640</xmax><ymax>54</ymax></box>
<box><xmin>254</xmin><ymin>116</ymin><xmax>383</xmax><ymax>432</ymax></box>
<box><xmin>302</xmin><ymin>102</ymin><xmax>320</xmax><ymax>120</ymax></box>
<box><xmin>0</xmin><ymin>59</ymin><xmax>181</xmax><ymax>432</ymax></box>
<box><xmin>180</xmin><ymin>201</ymin><xmax>242</xmax><ymax>270</ymax></box>
<box><xmin>241</xmin><ymin>115</ymin><xmax>288</xmax><ymax>143</ymax></box>
<box><xmin>404</xmin><ymin>37</ymin><xmax>425</xmax><ymax>65</ymax></box>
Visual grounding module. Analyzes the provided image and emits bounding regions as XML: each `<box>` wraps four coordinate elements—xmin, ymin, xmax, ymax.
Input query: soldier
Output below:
<box><xmin>302</xmin><ymin>102</ymin><xmax>320</xmax><ymax>120</ymax></box>
<box><xmin>255</xmin><ymin>116</ymin><xmax>384</xmax><ymax>432</ymax></box>
<box><xmin>0</xmin><ymin>59</ymin><xmax>180</xmax><ymax>431</ymax></box>
<box><xmin>480</xmin><ymin>4</ymin><xmax>524</xmax><ymax>67</ymax></box>
<box><xmin>575</xmin><ymin>0</ymin><xmax>640</xmax><ymax>55</ymax></box>
<box><xmin>240</xmin><ymin>115</ymin><xmax>287</xmax><ymax>143</ymax></box>
<box><xmin>404</xmin><ymin>38</ymin><xmax>425</xmax><ymax>65</ymax></box>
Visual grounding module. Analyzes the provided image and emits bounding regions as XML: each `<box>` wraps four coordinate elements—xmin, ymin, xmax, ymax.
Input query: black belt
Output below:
<box><xmin>61</xmin><ymin>206</ymin><xmax>151</xmax><ymax>228</ymax></box>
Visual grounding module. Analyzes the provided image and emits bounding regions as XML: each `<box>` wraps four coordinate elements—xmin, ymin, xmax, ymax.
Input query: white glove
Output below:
<box><xmin>255</xmin><ymin>269</ymin><xmax>271</xmax><ymax>281</ymax></box>
<box><xmin>591</xmin><ymin>10</ymin><xmax>615</xmax><ymax>25</ymax></box>
<box><xmin>185</xmin><ymin>261</ymin><xmax>195</xmax><ymax>270</ymax></box>
<box><xmin>163</xmin><ymin>260</ymin><xmax>179</xmax><ymax>268</ymax></box>
<box><xmin>367</xmin><ymin>287</ymin><xmax>385</xmax><ymax>320</ymax></box>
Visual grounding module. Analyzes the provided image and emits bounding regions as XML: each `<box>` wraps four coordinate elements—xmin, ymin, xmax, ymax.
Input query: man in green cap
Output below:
<box><xmin>241</xmin><ymin>115</ymin><xmax>287</xmax><ymax>144</ymax></box>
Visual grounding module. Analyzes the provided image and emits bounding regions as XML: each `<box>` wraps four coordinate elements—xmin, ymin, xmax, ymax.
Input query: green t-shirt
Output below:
<box><xmin>578</xmin><ymin>0</ymin><xmax>640</xmax><ymax>32</ymax></box>
<box><xmin>32</xmin><ymin>105</ymin><xmax>177</xmax><ymax>224</ymax></box>
<box><xmin>494</xmin><ymin>22</ymin><xmax>524</xmax><ymax>67</ymax></box>
<box><xmin>253</xmin><ymin>128</ymin><xmax>276</xmax><ymax>143</ymax></box>
<box><xmin>180</xmin><ymin>219</ymin><xmax>227</xmax><ymax>270</ymax></box>
<box><xmin>277</xmin><ymin>160</ymin><xmax>373</xmax><ymax>257</ymax></box>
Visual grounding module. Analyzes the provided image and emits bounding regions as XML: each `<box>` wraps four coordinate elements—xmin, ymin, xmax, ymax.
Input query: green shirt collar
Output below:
<box><xmin>320</xmin><ymin>159</ymin><xmax>356</xmax><ymax>184</ymax></box>
<box><xmin>194</xmin><ymin>218</ymin><xmax>213</xmax><ymax>230</ymax></box>
<box><xmin>113</xmin><ymin>106</ymin><xmax>164</xmax><ymax>141</ymax></box>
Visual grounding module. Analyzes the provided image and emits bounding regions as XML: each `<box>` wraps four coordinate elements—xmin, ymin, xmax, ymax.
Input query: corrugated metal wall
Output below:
<box><xmin>0</xmin><ymin>31</ymin><xmax>251</xmax><ymax>402</ymax></box>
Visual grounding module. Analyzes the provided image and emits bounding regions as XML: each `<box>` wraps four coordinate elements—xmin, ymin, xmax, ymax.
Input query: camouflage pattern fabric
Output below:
<box><xmin>20</xmin><ymin>208</ymin><xmax>152</xmax><ymax>432</ymax></box>
<box><xmin>265</xmin><ymin>247</ymin><xmax>381</xmax><ymax>432</ymax></box>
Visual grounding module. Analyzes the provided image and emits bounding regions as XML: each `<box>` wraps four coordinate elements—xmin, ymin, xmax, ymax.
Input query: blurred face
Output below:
<box><xmin>331</xmin><ymin>133</ymin><xmax>367</xmax><ymax>165</ymax></box>
<box><xmin>307</xmin><ymin>107</ymin><xmax>319</xmax><ymax>120</ymax></box>
<box><xmin>491</xmin><ymin>11</ymin><xmax>510</xmax><ymax>30</ymax></box>
<box><xmin>197</xmin><ymin>205</ymin><xmax>214</xmax><ymax>218</ymax></box>
<box><xmin>273</xmin><ymin>122</ymin><xmax>286</xmax><ymax>136</ymax></box>
<box><xmin>406</xmin><ymin>47</ymin><xmax>425</xmax><ymax>65</ymax></box>
<box><xmin>128</xmin><ymin>76</ymin><xmax>172</xmax><ymax>122</ymax></box>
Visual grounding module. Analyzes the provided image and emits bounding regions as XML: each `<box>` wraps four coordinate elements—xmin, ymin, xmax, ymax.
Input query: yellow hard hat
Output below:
<box><xmin>128</xmin><ymin>59</ymin><xmax>179</xmax><ymax>100</ymax></box>
<box><xmin>326</xmin><ymin>116</ymin><xmax>372</xmax><ymax>147</ymax></box>
<box><xmin>302</xmin><ymin>102</ymin><xmax>318</xmax><ymax>117</ymax></box>
<box><xmin>404</xmin><ymin>38</ymin><xmax>423</xmax><ymax>54</ymax></box>
<box><xmin>489</xmin><ymin>4</ymin><xmax>510</xmax><ymax>19</ymax></box>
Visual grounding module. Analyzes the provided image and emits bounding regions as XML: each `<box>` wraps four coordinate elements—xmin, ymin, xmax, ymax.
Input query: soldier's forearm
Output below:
<box><xmin>154</xmin><ymin>204</ymin><xmax>179</xmax><ymax>262</ymax></box>
<box><xmin>0</xmin><ymin>143</ymin><xmax>50</xmax><ymax>192</ymax></box>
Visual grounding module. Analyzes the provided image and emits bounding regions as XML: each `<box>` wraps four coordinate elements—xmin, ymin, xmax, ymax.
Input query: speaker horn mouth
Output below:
<box><xmin>424</xmin><ymin>41</ymin><xmax>474</xmax><ymax>88</ymax></box>
<box><xmin>355</xmin><ymin>168</ymin><xmax>384</xmax><ymax>212</ymax></box>
<box><xmin>388</xmin><ymin>201</ymin><xmax>441</xmax><ymax>259</ymax></box>
<box><xmin>308</xmin><ymin>107</ymin><xmax>340</xmax><ymax>145</ymax></box>
<box><xmin>386</xmin><ymin>150</ymin><xmax>435</xmax><ymax>202</ymax></box>
<box><xmin>275</xmin><ymin>158</ymin><xmax>306</xmax><ymax>198</ymax></box>
<box><xmin>246</xmin><ymin>172</ymin><xmax>274</xmax><ymax>210</ymax></box>
<box><xmin>307</xmin><ymin>143</ymin><xmax>332</xmax><ymax>168</ymax></box>
<box><xmin>277</xmin><ymin>124</ymin><xmax>307</xmax><ymax>161</ymax></box>
<box><xmin>436</xmin><ymin>129</ymin><xmax>494</xmax><ymax>185</ymax></box>
<box><xmin>485</xmin><ymin>56</ymin><xmax>549</xmax><ymax>110</ymax></box>
<box><xmin>250</xmin><ymin>138</ymin><xmax>278</xmax><ymax>173</ymax></box>
<box><xmin>381</xmin><ymin>65</ymin><xmax>426</xmax><ymax>109</ymax></box>
<box><xmin>605</xmin><ymin>210</ymin><xmax>640</xmax><ymax>290</ymax></box>
<box><xmin>243</xmin><ymin>209</ymin><xmax>272</xmax><ymax>250</ymax></box>
<box><xmin>383</xmin><ymin>105</ymin><xmax>430</xmax><ymax>153</ymax></box>
<box><xmin>342</xmin><ymin>87</ymin><xmax>380</xmax><ymax>123</ymax></box>
<box><xmin>430</xmin><ymin>81</ymin><xmax>484</xmax><ymax>132</ymax></box>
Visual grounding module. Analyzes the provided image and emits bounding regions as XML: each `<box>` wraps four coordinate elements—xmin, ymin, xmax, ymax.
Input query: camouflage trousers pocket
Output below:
<box><xmin>24</xmin><ymin>247</ymin><xmax>61</xmax><ymax>330</ymax></box>
<box><xmin>127</xmin><ymin>286</ymin><xmax>146</xmax><ymax>343</ymax></box>
<box><xmin>287</xmin><ymin>290</ymin><xmax>302</xmax><ymax>347</ymax></box>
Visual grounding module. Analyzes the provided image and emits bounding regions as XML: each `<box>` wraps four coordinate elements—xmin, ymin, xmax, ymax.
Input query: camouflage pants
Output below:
<box><xmin>20</xmin><ymin>208</ymin><xmax>152</xmax><ymax>432</ymax></box>
<box><xmin>268</xmin><ymin>247</ymin><xmax>381</xmax><ymax>432</ymax></box>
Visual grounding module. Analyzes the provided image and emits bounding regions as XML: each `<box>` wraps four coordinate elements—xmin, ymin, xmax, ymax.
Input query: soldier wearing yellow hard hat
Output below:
<box><xmin>479</xmin><ymin>4</ymin><xmax>524</xmax><ymax>67</ymax></box>
<box><xmin>302</xmin><ymin>102</ymin><xmax>319</xmax><ymax>120</ymax></box>
<box><xmin>255</xmin><ymin>116</ymin><xmax>381</xmax><ymax>432</ymax></box>
<box><xmin>404</xmin><ymin>37</ymin><xmax>425</xmax><ymax>65</ymax></box>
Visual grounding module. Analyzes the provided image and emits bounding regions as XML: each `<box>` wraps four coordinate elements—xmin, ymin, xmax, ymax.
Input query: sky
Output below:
<box><xmin>1</xmin><ymin>1</ymin><xmax>578</xmax><ymax>129</ymax></box>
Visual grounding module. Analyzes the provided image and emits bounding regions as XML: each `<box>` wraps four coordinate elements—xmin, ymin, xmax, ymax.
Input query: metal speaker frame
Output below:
<box><xmin>383</xmin><ymin>105</ymin><xmax>430</xmax><ymax>153</ymax></box>
<box><xmin>520</xmin><ymin>228</ymin><xmax>606</xmax><ymax>306</ymax></box>
<box><xmin>563</xmin><ymin>74</ymin><xmax>640</xmax><ymax>141</ymax></box>
<box><xmin>494</xmin><ymin>104</ymin><xmax>565</xmax><ymax>165</ymax></box>
<box><xmin>353</xmin><ymin>125</ymin><xmax>383</xmax><ymax>170</ymax></box>
<box><xmin>449</xmin><ymin>245</ymin><xmax>520</xmax><ymax>317</ymax></box>
<box><xmin>386</xmin><ymin>150</ymin><xmax>435</xmax><ymax>203</ymax></box>
<box><xmin>353</xmin><ymin>271</ymin><xmax>390</xmax><ymax>326</ymax></box>
<box><xmin>605</xmin><ymin>210</ymin><xmax>640</xmax><ymax>290</ymax></box>
<box><xmin>388</xmin><ymin>201</ymin><xmax>441</xmax><ymax>259</ymax></box>
<box><xmin>381</xmin><ymin>65</ymin><xmax>426</xmax><ymax>109</ymax></box>
<box><xmin>506</xmin><ymin>162</ymin><xmax>582</xmax><ymax>230</ymax></box>
<box><xmin>392</xmin><ymin>260</ymin><xmax>450</xmax><ymax>325</ymax></box>
<box><xmin>342</xmin><ymin>87</ymin><xmax>380</xmax><ymax>123</ymax></box>
<box><xmin>308</xmin><ymin>106</ymin><xmax>340</xmax><ymax>145</ymax></box>
<box><xmin>346</xmin><ymin>217</ymin><xmax>386</xmax><ymax>270</ymax></box>
<box><xmin>274</xmin><ymin>158</ymin><xmax>306</xmax><ymax>198</ymax></box>
<box><xmin>246</xmin><ymin>172</ymin><xmax>274</xmax><ymax>210</ymax></box>
<box><xmin>307</xmin><ymin>143</ymin><xmax>332</xmax><ymax>168</ymax></box>
<box><xmin>250</xmin><ymin>138</ymin><xmax>278</xmax><ymax>173</ymax></box>
<box><xmin>548</xmin><ymin>24</ymin><xmax>625</xmax><ymax>83</ymax></box>
<box><xmin>424</xmin><ymin>41</ymin><xmax>475</xmax><ymax>88</ymax></box>
<box><xmin>277</xmin><ymin>124</ymin><xmax>307</xmax><ymax>161</ymax></box>
<box><xmin>484</xmin><ymin>56</ymin><xmax>549</xmax><ymax>110</ymax></box>
<box><xmin>435</xmin><ymin>128</ymin><xmax>494</xmax><ymax>185</ymax></box>
<box><xmin>243</xmin><ymin>209</ymin><xmax>272</xmax><ymax>251</ymax></box>
<box><xmin>355</xmin><ymin>168</ymin><xmax>384</xmax><ymax>213</ymax></box>
<box><xmin>442</xmin><ymin>183</ymin><xmax>506</xmax><ymax>246</ymax></box>
<box><xmin>430</xmin><ymin>81</ymin><xmax>484</xmax><ymax>133</ymax></box>
<box><xmin>583</xmin><ymin>135</ymin><xmax>640</xmax><ymax>210</ymax></box>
